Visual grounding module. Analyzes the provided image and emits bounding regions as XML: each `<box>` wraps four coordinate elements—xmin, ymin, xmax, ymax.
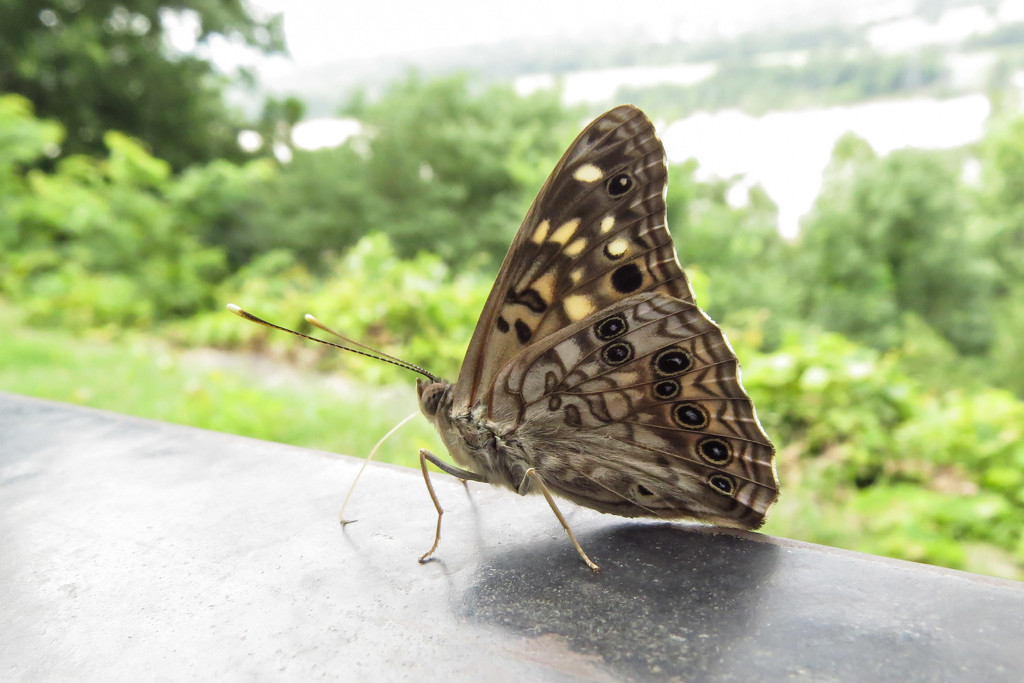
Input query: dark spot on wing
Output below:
<box><xmin>611</xmin><ymin>263</ymin><xmax>643</xmax><ymax>293</ymax></box>
<box><xmin>515</xmin><ymin>319</ymin><xmax>532</xmax><ymax>344</ymax></box>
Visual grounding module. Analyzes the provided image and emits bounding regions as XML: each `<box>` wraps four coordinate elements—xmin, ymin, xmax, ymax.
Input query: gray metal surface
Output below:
<box><xmin>2</xmin><ymin>391</ymin><xmax>1022</xmax><ymax>681</ymax></box>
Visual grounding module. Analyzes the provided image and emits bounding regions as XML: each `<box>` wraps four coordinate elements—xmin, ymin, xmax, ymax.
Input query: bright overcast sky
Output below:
<box><xmin>195</xmin><ymin>1</ymin><xmax>1024</xmax><ymax>74</ymax></box>
<box><xmin>248</xmin><ymin>0</ymin><xmax>701</xmax><ymax>64</ymax></box>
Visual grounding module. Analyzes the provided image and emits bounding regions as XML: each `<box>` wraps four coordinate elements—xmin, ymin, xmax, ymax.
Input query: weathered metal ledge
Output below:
<box><xmin>2</xmin><ymin>392</ymin><xmax>1022</xmax><ymax>681</ymax></box>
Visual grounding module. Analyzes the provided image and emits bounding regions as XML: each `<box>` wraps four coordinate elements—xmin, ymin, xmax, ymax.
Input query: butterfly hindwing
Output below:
<box><xmin>490</xmin><ymin>292</ymin><xmax>777</xmax><ymax>527</ymax></box>
<box><xmin>453</xmin><ymin>106</ymin><xmax>693</xmax><ymax>414</ymax></box>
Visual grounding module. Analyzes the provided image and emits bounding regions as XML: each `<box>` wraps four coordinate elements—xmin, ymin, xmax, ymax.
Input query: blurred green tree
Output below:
<box><xmin>0</xmin><ymin>95</ymin><xmax>273</xmax><ymax>327</ymax></box>
<box><xmin>240</xmin><ymin>73</ymin><xmax>582</xmax><ymax>268</ymax></box>
<box><xmin>666</xmin><ymin>159</ymin><xmax>798</xmax><ymax>348</ymax></box>
<box><xmin>0</xmin><ymin>94</ymin><xmax>64</xmax><ymax>292</ymax></box>
<box><xmin>976</xmin><ymin>115</ymin><xmax>1024</xmax><ymax>284</ymax></box>
<box><xmin>798</xmin><ymin>135</ymin><xmax>994</xmax><ymax>355</ymax></box>
<box><xmin>972</xmin><ymin>114</ymin><xmax>1024</xmax><ymax>395</ymax></box>
<box><xmin>0</xmin><ymin>0</ymin><xmax>283</xmax><ymax>170</ymax></box>
<box><xmin>257</xmin><ymin>96</ymin><xmax>307</xmax><ymax>158</ymax></box>
<box><xmin>8</xmin><ymin>130</ymin><xmax>228</xmax><ymax>327</ymax></box>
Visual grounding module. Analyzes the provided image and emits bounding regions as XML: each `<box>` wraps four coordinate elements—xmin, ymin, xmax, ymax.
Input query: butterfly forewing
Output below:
<box><xmin>453</xmin><ymin>106</ymin><xmax>694</xmax><ymax>414</ymax></box>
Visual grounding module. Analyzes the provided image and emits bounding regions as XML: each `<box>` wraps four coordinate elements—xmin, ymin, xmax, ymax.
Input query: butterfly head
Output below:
<box><xmin>417</xmin><ymin>378</ymin><xmax>452</xmax><ymax>421</ymax></box>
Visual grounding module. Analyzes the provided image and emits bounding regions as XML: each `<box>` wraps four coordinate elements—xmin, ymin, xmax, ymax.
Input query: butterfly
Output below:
<box><xmin>231</xmin><ymin>105</ymin><xmax>779</xmax><ymax>571</ymax></box>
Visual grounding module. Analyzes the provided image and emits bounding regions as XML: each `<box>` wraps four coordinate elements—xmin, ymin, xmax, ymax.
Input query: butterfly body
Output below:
<box><xmin>420</xmin><ymin>375</ymin><xmax>664</xmax><ymax>515</ymax></box>
<box><xmin>415</xmin><ymin>106</ymin><xmax>778</xmax><ymax>546</ymax></box>
<box><xmin>418</xmin><ymin>378</ymin><xmax>530</xmax><ymax>492</ymax></box>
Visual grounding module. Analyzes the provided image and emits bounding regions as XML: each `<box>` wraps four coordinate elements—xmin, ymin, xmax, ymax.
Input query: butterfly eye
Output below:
<box><xmin>594</xmin><ymin>314</ymin><xmax>628</xmax><ymax>340</ymax></box>
<box><xmin>708</xmin><ymin>474</ymin><xmax>737</xmax><ymax>497</ymax></box>
<box><xmin>653</xmin><ymin>347</ymin><xmax>693</xmax><ymax>376</ymax></box>
<box><xmin>601</xmin><ymin>341</ymin><xmax>634</xmax><ymax>366</ymax></box>
<box><xmin>606</xmin><ymin>172</ymin><xmax>634</xmax><ymax>198</ymax></box>
<box><xmin>697</xmin><ymin>437</ymin><xmax>733</xmax><ymax>466</ymax></box>
<box><xmin>419</xmin><ymin>383</ymin><xmax>446</xmax><ymax>416</ymax></box>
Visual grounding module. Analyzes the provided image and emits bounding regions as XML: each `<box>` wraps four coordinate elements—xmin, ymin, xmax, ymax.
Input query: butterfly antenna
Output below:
<box><xmin>339</xmin><ymin>411</ymin><xmax>420</xmax><ymax>526</ymax></box>
<box><xmin>304</xmin><ymin>313</ymin><xmax>419</xmax><ymax>371</ymax></box>
<box><xmin>226</xmin><ymin>304</ymin><xmax>437</xmax><ymax>381</ymax></box>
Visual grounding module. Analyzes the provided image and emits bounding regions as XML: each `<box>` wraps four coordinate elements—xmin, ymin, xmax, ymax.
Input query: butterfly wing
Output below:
<box><xmin>452</xmin><ymin>105</ymin><xmax>777</xmax><ymax>528</ymax></box>
<box><xmin>452</xmin><ymin>106</ymin><xmax>693</xmax><ymax>415</ymax></box>
<box><xmin>493</xmin><ymin>292</ymin><xmax>778</xmax><ymax>529</ymax></box>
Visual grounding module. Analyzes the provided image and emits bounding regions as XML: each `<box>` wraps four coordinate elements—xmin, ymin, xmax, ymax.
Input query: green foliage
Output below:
<box><xmin>966</xmin><ymin>114</ymin><xmax>1024</xmax><ymax>396</ymax></box>
<box><xmin>0</xmin><ymin>0</ymin><xmax>284</xmax><ymax>169</ymax></box>
<box><xmin>224</xmin><ymin>143</ymin><xmax>374</xmax><ymax>267</ymax></box>
<box><xmin>302</xmin><ymin>235</ymin><xmax>490</xmax><ymax>381</ymax></box>
<box><xmin>10</xmin><ymin>133</ymin><xmax>224</xmax><ymax>327</ymax></box>
<box><xmin>0</xmin><ymin>100</ymin><xmax>271</xmax><ymax>329</ymax></box>
<box><xmin>753</xmin><ymin>330</ymin><xmax>1024</xmax><ymax>578</ymax></box>
<box><xmin>237</xmin><ymin>73</ymin><xmax>583</xmax><ymax>268</ymax></box>
<box><xmin>798</xmin><ymin>138</ymin><xmax>995</xmax><ymax>355</ymax></box>
<box><xmin>984</xmin><ymin>284</ymin><xmax>1024</xmax><ymax>396</ymax></box>
<box><xmin>747</xmin><ymin>331</ymin><xmax>917</xmax><ymax>488</ymax></box>
<box><xmin>192</xmin><ymin>234</ymin><xmax>492</xmax><ymax>384</ymax></box>
<box><xmin>0</xmin><ymin>94</ymin><xmax>63</xmax><ymax>170</ymax></box>
<box><xmin>0</xmin><ymin>94</ymin><xmax>63</xmax><ymax>265</ymax></box>
<box><xmin>256</xmin><ymin>96</ymin><xmax>307</xmax><ymax>156</ymax></box>
<box><xmin>975</xmin><ymin>114</ymin><xmax>1024</xmax><ymax>283</ymax></box>
<box><xmin>166</xmin><ymin>156</ymin><xmax>276</xmax><ymax>269</ymax></box>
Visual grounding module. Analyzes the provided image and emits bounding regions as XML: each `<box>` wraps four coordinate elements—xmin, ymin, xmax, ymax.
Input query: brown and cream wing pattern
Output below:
<box><xmin>452</xmin><ymin>106</ymin><xmax>694</xmax><ymax>415</ymax></box>
<box><xmin>492</xmin><ymin>292</ymin><xmax>778</xmax><ymax>528</ymax></box>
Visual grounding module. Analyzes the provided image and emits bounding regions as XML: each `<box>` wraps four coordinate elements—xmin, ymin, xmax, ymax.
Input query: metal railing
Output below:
<box><xmin>2</xmin><ymin>391</ymin><xmax>1022</xmax><ymax>681</ymax></box>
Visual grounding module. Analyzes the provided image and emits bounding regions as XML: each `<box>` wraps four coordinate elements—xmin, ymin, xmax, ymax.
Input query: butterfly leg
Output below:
<box><xmin>520</xmin><ymin>468</ymin><xmax>600</xmax><ymax>572</ymax></box>
<box><xmin>417</xmin><ymin>449</ymin><xmax>486</xmax><ymax>564</ymax></box>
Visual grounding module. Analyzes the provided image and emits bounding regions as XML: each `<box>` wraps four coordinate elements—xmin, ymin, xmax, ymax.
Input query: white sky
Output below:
<box><xmin>179</xmin><ymin>0</ymin><xmax>1024</xmax><ymax>70</ymax></box>
<box><xmin>241</xmin><ymin>0</ymin><xmax>724</xmax><ymax>67</ymax></box>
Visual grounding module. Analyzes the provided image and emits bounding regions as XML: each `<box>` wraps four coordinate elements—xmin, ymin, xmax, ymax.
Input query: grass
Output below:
<box><xmin>0</xmin><ymin>307</ymin><xmax>444</xmax><ymax>469</ymax></box>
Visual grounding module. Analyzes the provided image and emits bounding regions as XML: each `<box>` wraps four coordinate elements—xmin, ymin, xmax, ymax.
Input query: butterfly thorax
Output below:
<box><xmin>417</xmin><ymin>378</ymin><xmax>531</xmax><ymax>490</ymax></box>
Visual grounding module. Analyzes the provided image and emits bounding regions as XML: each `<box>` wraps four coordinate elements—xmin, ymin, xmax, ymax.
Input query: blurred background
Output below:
<box><xmin>2</xmin><ymin>0</ymin><xmax>1023</xmax><ymax>580</ymax></box>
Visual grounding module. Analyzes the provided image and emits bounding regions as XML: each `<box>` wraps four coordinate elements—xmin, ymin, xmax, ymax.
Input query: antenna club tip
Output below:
<box><xmin>226</xmin><ymin>303</ymin><xmax>242</xmax><ymax>315</ymax></box>
<box><xmin>304</xmin><ymin>313</ymin><xmax>317</xmax><ymax>324</ymax></box>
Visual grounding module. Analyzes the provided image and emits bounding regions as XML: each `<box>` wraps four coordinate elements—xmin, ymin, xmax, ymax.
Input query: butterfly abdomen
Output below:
<box><xmin>427</xmin><ymin>395</ymin><xmax>598</xmax><ymax>500</ymax></box>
